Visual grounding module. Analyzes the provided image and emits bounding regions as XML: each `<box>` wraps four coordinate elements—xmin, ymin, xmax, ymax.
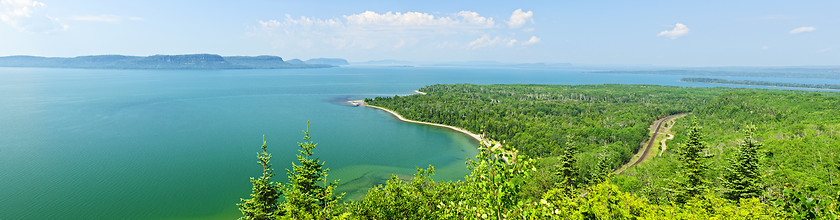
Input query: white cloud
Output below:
<box><xmin>468</xmin><ymin>35</ymin><xmax>501</xmax><ymax>49</ymax></box>
<box><xmin>657</xmin><ymin>23</ymin><xmax>689</xmax><ymax>39</ymax></box>
<box><xmin>506</xmin><ymin>9</ymin><xmax>533</xmax><ymax>28</ymax></box>
<box><xmin>260</xmin><ymin>14</ymin><xmax>342</xmax><ymax>28</ymax></box>
<box><xmin>789</xmin><ymin>26</ymin><xmax>815</xmax><ymax>34</ymax></box>
<box><xmin>506</xmin><ymin>39</ymin><xmax>517</xmax><ymax>46</ymax></box>
<box><xmin>0</xmin><ymin>0</ymin><xmax>66</xmax><ymax>33</ymax></box>
<box><xmin>332</xmin><ymin>10</ymin><xmax>495</xmax><ymax>29</ymax></box>
<box><xmin>255</xmin><ymin>10</ymin><xmax>538</xmax><ymax>54</ymax></box>
<box><xmin>457</xmin><ymin>11</ymin><xmax>495</xmax><ymax>27</ymax></box>
<box><xmin>522</xmin><ymin>36</ymin><xmax>541</xmax><ymax>45</ymax></box>
<box><xmin>760</xmin><ymin>46</ymin><xmax>769</xmax><ymax>50</ymax></box>
<box><xmin>818</xmin><ymin>48</ymin><xmax>831</xmax><ymax>53</ymax></box>
<box><xmin>70</xmin><ymin>14</ymin><xmax>143</xmax><ymax>23</ymax></box>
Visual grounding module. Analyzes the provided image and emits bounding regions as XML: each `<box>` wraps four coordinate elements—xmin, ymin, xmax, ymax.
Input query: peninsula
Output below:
<box><xmin>681</xmin><ymin>77</ymin><xmax>840</xmax><ymax>90</ymax></box>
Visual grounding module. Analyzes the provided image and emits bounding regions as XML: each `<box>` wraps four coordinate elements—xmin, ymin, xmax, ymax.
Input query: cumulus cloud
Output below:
<box><xmin>789</xmin><ymin>26</ymin><xmax>815</xmax><ymax>34</ymax></box>
<box><xmin>256</xmin><ymin>9</ymin><xmax>540</xmax><ymax>54</ymax></box>
<box><xmin>506</xmin><ymin>39</ymin><xmax>517</xmax><ymax>46</ymax></box>
<box><xmin>522</xmin><ymin>36</ymin><xmax>541</xmax><ymax>45</ymax></box>
<box><xmin>256</xmin><ymin>10</ymin><xmax>539</xmax><ymax>54</ymax></box>
<box><xmin>468</xmin><ymin>35</ymin><xmax>501</xmax><ymax>49</ymax></box>
<box><xmin>70</xmin><ymin>14</ymin><xmax>143</xmax><ymax>23</ymax></box>
<box><xmin>506</xmin><ymin>9</ymin><xmax>533</xmax><ymax>28</ymax></box>
<box><xmin>457</xmin><ymin>11</ymin><xmax>495</xmax><ymax>27</ymax></box>
<box><xmin>657</xmin><ymin>23</ymin><xmax>689</xmax><ymax>39</ymax></box>
<box><xmin>0</xmin><ymin>0</ymin><xmax>66</xmax><ymax>33</ymax></box>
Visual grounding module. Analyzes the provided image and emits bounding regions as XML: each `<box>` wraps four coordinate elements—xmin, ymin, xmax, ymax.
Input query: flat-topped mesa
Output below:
<box><xmin>0</xmin><ymin>54</ymin><xmax>341</xmax><ymax>69</ymax></box>
<box><xmin>146</xmin><ymin>54</ymin><xmax>226</xmax><ymax>64</ymax></box>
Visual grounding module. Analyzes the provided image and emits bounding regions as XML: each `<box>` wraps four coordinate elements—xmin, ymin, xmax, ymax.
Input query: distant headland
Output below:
<box><xmin>0</xmin><ymin>54</ymin><xmax>349</xmax><ymax>69</ymax></box>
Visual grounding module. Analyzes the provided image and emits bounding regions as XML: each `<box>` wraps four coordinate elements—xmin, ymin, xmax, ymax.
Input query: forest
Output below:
<box><xmin>239</xmin><ymin>84</ymin><xmax>840</xmax><ymax>219</ymax></box>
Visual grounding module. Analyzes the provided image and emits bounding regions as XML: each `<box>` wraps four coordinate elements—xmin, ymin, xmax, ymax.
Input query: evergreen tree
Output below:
<box><xmin>722</xmin><ymin>126</ymin><xmax>763</xmax><ymax>201</ymax></box>
<box><xmin>284</xmin><ymin>122</ymin><xmax>343</xmax><ymax>219</ymax></box>
<box><xmin>556</xmin><ymin>136</ymin><xmax>577</xmax><ymax>192</ymax></box>
<box><xmin>238</xmin><ymin>135</ymin><xmax>283</xmax><ymax>220</ymax></box>
<box><xmin>673</xmin><ymin>122</ymin><xmax>711</xmax><ymax>203</ymax></box>
<box><xmin>590</xmin><ymin>145</ymin><xmax>611</xmax><ymax>184</ymax></box>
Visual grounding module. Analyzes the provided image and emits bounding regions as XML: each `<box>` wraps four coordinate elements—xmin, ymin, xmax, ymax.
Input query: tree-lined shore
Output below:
<box><xmin>239</xmin><ymin>84</ymin><xmax>840</xmax><ymax>219</ymax></box>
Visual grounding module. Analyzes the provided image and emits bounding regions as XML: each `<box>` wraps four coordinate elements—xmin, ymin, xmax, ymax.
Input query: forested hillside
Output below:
<box><xmin>239</xmin><ymin>84</ymin><xmax>840</xmax><ymax>219</ymax></box>
<box><xmin>366</xmin><ymin>84</ymin><xmax>730</xmax><ymax>187</ymax></box>
<box><xmin>617</xmin><ymin>90</ymin><xmax>840</xmax><ymax>203</ymax></box>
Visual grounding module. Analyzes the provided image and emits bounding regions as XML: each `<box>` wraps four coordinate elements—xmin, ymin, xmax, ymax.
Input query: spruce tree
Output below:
<box><xmin>722</xmin><ymin>126</ymin><xmax>763</xmax><ymax>201</ymax></box>
<box><xmin>673</xmin><ymin>122</ymin><xmax>711</xmax><ymax>203</ymax></box>
<box><xmin>590</xmin><ymin>145</ymin><xmax>612</xmax><ymax>184</ymax></box>
<box><xmin>556</xmin><ymin>136</ymin><xmax>577</xmax><ymax>192</ymax></box>
<box><xmin>238</xmin><ymin>135</ymin><xmax>283</xmax><ymax>220</ymax></box>
<box><xmin>284</xmin><ymin>122</ymin><xmax>343</xmax><ymax>219</ymax></box>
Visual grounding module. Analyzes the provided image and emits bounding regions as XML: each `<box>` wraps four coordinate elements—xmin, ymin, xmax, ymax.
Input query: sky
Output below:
<box><xmin>0</xmin><ymin>0</ymin><xmax>837</xmax><ymax>66</ymax></box>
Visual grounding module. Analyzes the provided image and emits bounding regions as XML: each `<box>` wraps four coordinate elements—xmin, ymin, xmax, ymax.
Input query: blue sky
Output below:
<box><xmin>0</xmin><ymin>0</ymin><xmax>837</xmax><ymax>66</ymax></box>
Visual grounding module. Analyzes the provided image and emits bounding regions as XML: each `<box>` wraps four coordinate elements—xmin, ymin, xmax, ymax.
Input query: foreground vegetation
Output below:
<box><xmin>240</xmin><ymin>84</ymin><xmax>840</xmax><ymax>219</ymax></box>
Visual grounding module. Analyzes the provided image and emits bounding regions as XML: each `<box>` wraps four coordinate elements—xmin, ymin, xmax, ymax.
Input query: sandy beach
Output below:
<box><xmin>351</xmin><ymin>100</ymin><xmax>484</xmax><ymax>143</ymax></box>
<box><xmin>348</xmin><ymin>90</ymin><xmax>483</xmax><ymax>143</ymax></box>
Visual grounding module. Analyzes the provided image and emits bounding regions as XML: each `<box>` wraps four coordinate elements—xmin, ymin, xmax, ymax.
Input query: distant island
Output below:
<box><xmin>594</xmin><ymin>66</ymin><xmax>840</xmax><ymax>79</ymax></box>
<box><xmin>0</xmin><ymin>54</ymin><xmax>349</xmax><ymax>69</ymax></box>
<box><xmin>681</xmin><ymin>77</ymin><xmax>840</xmax><ymax>90</ymax></box>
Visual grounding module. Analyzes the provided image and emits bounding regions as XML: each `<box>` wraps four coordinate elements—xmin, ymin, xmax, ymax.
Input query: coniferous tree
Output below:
<box><xmin>284</xmin><ymin>123</ymin><xmax>343</xmax><ymax>219</ymax></box>
<box><xmin>238</xmin><ymin>135</ymin><xmax>283</xmax><ymax>220</ymax></box>
<box><xmin>556</xmin><ymin>136</ymin><xmax>577</xmax><ymax>192</ymax></box>
<box><xmin>591</xmin><ymin>145</ymin><xmax>612</xmax><ymax>184</ymax></box>
<box><xmin>673</xmin><ymin>122</ymin><xmax>711</xmax><ymax>203</ymax></box>
<box><xmin>722</xmin><ymin>126</ymin><xmax>763</xmax><ymax>201</ymax></box>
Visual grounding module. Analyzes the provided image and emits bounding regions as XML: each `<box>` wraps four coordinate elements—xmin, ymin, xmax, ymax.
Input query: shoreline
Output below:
<box><xmin>357</xmin><ymin>102</ymin><xmax>484</xmax><ymax>143</ymax></box>
<box><xmin>348</xmin><ymin>90</ymin><xmax>483</xmax><ymax>143</ymax></box>
<box><xmin>680</xmin><ymin>80</ymin><xmax>840</xmax><ymax>91</ymax></box>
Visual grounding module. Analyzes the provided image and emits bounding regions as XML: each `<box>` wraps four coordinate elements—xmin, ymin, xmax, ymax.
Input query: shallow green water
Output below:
<box><xmin>1</xmin><ymin>66</ymin><xmax>836</xmax><ymax>219</ymax></box>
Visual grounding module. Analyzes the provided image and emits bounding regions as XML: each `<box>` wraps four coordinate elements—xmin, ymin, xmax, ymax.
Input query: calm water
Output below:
<box><xmin>1</xmin><ymin>66</ymin><xmax>837</xmax><ymax>219</ymax></box>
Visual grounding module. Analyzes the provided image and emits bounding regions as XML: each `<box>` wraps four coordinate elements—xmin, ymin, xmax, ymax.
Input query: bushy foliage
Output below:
<box><xmin>348</xmin><ymin>166</ymin><xmax>464</xmax><ymax>219</ymax></box>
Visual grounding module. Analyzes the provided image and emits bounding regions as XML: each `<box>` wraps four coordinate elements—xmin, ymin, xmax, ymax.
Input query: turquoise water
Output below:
<box><xmin>1</xmin><ymin>66</ymin><xmax>837</xmax><ymax>219</ymax></box>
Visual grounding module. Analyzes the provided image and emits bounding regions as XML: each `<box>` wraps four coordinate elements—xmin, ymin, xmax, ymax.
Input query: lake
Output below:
<box><xmin>0</xmin><ymin>66</ymin><xmax>837</xmax><ymax>219</ymax></box>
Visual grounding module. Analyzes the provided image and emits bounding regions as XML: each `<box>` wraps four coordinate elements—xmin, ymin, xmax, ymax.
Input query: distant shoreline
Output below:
<box><xmin>680</xmin><ymin>77</ymin><xmax>840</xmax><ymax>91</ymax></box>
<box><xmin>0</xmin><ymin>54</ymin><xmax>347</xmax><ymax>70</ymax></box>
<box><xmin>349</xmin><ymin>91</ymin><xmax>483</xmax><ymax>143</ymax></box>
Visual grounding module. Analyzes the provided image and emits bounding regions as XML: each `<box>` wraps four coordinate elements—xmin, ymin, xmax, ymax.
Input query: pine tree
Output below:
<box><xmin>238</xmin><ymin>135</ymin><xmax>283</xmax><ymax>220</ymax></box>
<box><xmin>722</xmin><ymin>126</ymin><xmax>763</xmax><ymax>201</ymax></box>
<box><xmin>284</xmin><ymin>122</ymin><xmax>343</xmax><ymax>219</ymax></box>
<box><xmin>673</xmin><ymin>122</ymin><xmax>711</xmax><ymax>203</ymax></box>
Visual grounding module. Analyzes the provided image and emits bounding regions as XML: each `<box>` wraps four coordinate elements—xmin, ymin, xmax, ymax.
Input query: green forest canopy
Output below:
<box><xmin>241</xmin><ymin>84</ymin><xmax>840</xmax><ymax>219</ymax></box>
